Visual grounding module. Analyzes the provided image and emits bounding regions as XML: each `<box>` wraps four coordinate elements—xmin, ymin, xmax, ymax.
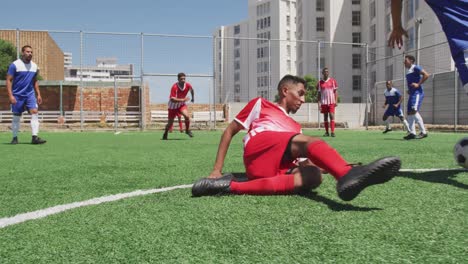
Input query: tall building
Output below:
<box><xmin>65</xmin><ymin>57</ymin><xmax>134</xmax><ymax>82</ymax></box>
<box><xmin>214</xmin><ymin>0</ymin><xmax>453</xmax><ymax>104</ymax></box>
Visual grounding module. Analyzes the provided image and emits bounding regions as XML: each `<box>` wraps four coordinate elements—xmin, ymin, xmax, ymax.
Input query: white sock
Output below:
<box><xmin>31</xmin><ymin>114</ymin><xmax>39</xmax><ymax>136</ymax></box>
<box><xmin>12</xmin><ymin>115</ymin><xmax>21</xmax><ymax>137</ymax></box>
<box><xmin>384</xmin><ymin>119</ymin><xmax>391</xmax><ymax>130</ymax></box>
<box><xmin>403</xmin><ymin>119</ymin><xmax>410</xmax><ymax>133</ymax></box>
<box><xmin>414</xmin><ymin>112</ymin><xmax>427</xmax><ymax>134</ymax></box>
<box><xmin>407</xmin><ymin>115</ymin><xmax>416</xmax><ymax>135</ymax></box>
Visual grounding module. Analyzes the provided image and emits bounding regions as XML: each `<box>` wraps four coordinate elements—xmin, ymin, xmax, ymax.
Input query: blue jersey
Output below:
<box><xmin>425</xmin><ymin>0</ymin><xmax>468</xmax><ymax>55</ymax></box>
<box><xmin>406</xmin><ymin>64</ymin><xmax>424</xmax><ymax>95</ymax></box>
<box><xmin>7</xmin><ymin>59</ymin><xmax>38</xmax><ymax>97</ymax></box>
<box><xmin>384</xmin><ymin>87</ymin><xmax>402</xmax><ymax>105</ymax></box>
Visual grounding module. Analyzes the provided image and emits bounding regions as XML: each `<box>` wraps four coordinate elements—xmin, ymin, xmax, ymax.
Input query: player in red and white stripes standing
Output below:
<box><xmin>317</xmin><ymin>67</ymin><xmax>339</xmax><ymax>137</ymax></box>
<box><xmin>162</xmin><ymin>73</ymin><xmax>194</xmax><ymax>140</ymax></box>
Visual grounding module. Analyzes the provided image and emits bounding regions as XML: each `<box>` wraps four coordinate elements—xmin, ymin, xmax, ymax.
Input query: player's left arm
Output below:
<box><xmin>334</xmin><ymin>79</ymin><xmax>339</xmax><ymax>107</ymax></box>
<box><xmin>33</xmin><ymin>72</ymin><xmax>42</xmax><ymax>104</ymax></box>
<box><xmin>190</xmin><ymin>86</ymin><xmax>194</xmax><ymax>103</ymax></box>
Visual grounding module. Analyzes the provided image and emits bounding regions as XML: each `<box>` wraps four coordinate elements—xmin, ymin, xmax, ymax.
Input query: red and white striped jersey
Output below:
<box><xmin>317</xmin><ymin>77</ymin><xmax>338</xmax><ymax>105</ymax></box>
<box><xmin>235</xmin><ymin>97</ymin><xmax>302</xmax><ymax>146</ymax></box>
<box><xmin>168</xmin><ymin>82</ymin><xmax>192</xmax><ymax>109</ymax></box>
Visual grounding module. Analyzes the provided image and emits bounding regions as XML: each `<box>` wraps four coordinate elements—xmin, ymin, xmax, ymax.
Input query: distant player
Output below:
<box><xmin>317</xmin><ymin>67</ymin><xmax>339</xmax><ymax>137</ymax></box>
<box><xmin>382</xmin><ymin>80</ymin><xmax>409</xmax><ymax>134</ymax></box>
<box><xmin>162</xmin><ymin>72</ymin><xmax>194</xmax><ymax>140</ymax></box>
<box><xmin>388</xmin><ymin>0</ymin><xmax>468</xmax><ymax>94</ymax></box>
<box><xmin>192</xmin><ymin>75</ymin><xmax>401</xmax><ymax>201</ymax></box>
<box><xmin>6</xmin><ymin>45</ymin><xmax>46</xmax><ymax>145</ymax></box>
<box><xmin>403</xmin><ymin>55</ymin><xmax>430</xmax><ymax>140</ymax></box>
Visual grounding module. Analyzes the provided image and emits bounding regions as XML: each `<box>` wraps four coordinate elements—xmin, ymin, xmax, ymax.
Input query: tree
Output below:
<box><xmin>0</xmin><ymin>39</ymin><xmax>17</xmax><ymax>80</ymax></box>
<box><xmin>303</xmin><ymin>74</ymin><xmax>318</xmax><ymax>103</ymax></box>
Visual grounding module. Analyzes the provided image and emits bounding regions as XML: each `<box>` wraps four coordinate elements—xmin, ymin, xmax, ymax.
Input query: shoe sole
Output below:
<box><xmin>338</xmin><ymin>157</ymin><xmax>401</xmax><ymax>201</ymax></box>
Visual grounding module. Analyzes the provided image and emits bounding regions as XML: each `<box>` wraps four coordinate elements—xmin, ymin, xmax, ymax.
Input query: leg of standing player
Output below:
<box><xmin>163</xmin><ymin>109</ymin><xmax>177</xmax><ymax>140</ymax></box>
<box><xmin>383</xmin><ymin>114</ymin><xmax>392</xmax><ymax>133</ymax></box>
<box><xmin>322</xmin><ymin>108</ymin><xmax>329</xmax><ymax>136</ymax></box>
<box><xmin>329</xmin><ymin>106</ymin><xmax>336</xmax><ymax>137</ymax></box>
<box><xmin>10</xmin><ymin>96</ymin><xmax>23</xmax><ymax>144</ymax></box>
<box><xmin>178</xmin><ymin>114</ymin><xmax>184</xmax><ymax>132</ymax></box>
<box><xmin>27</xmin><ymin>94</ymin><xmax>46</xmax><ymax>144</ymax></box>
<box><xmin>179</xmin><ymin>106</ymin><xmax>193</xmax><ymax>138</ymax></box>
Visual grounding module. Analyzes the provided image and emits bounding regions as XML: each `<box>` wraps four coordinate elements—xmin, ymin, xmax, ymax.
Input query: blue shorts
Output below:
<box><xmin>384</xmin><ymin>106</ymin><xmax>403</xmax><ymax>117</ymax></box>
<box><xmin>407</xmin><ymin>93</ymin><xmax>424</xmax><ymax>113</ymax></box>
<box><xmin>11</xmin><ymin>94</ymin><xmax>38</xmax><ymax>114</ymax></box>
<box><xmin>453</xmin><ymin>49</ymin><xmax>468</xmax><ymax>86</ymax></box>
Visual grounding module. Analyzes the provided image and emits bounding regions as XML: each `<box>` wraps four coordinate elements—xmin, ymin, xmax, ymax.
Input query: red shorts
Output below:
<box><xmin>168</xmin><ymin>105</ymin><xmax>187</xmax><ymax>119</ymax></box>
<box><xmin>320</xmin><ymin>104</ymin><xmax>335</xmax><ymax>114</ymax></box>
<box><xmin>243</xmin><ymin>131</ymin><xmax>299</xmax><ymax>180</ymax></box>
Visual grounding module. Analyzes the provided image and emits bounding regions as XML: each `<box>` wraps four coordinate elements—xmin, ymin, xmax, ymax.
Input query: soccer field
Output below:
<box><xmin>0</xmin><ymin>130</ymin><xmax>466</xmax><ymax>263</ymax></box>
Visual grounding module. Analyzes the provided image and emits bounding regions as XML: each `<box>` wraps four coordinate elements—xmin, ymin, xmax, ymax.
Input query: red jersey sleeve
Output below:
<box><xmin>234</xmin><ymin>97</ymin><xmax>262</xmax><ymax>129</ymax></box>
<box><xmin>169</xmin><ymin>84</ymin><xmax>177</xmax><ymax>98</ymax></box>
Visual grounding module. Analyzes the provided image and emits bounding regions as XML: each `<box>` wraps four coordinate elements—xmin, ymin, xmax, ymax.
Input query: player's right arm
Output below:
<box><xmin>6</xmin><ymin>74</ymin><xmax>16</xmax><ymax>104</ymax></box>
<box><xmin>388</xmin><ymin>0</ymin><xmax>408</xmax><ymax>49</ymax></box>
<box><xmin>209</xmin><ymin>120</ymin><xmax>244</xmax><ymax>178</ymax></box>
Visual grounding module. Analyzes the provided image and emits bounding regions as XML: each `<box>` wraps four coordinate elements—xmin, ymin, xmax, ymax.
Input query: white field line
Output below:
<box><xmin>0</xmin><ymin>184</ymin><xmax>192</xmax><ymax>229</ymax></box>
<box><xmin>1</xmin><ymin>167</ymin><xmax>467</xmax><ymax>229</ymax></box>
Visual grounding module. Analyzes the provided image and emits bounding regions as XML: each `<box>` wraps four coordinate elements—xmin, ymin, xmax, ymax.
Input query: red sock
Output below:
<box><xmin>230</xmin><ymin>174</ymin><xmax>295</xmax><ymax>195</ymax></box>
<box><xmin>331</xmin><ymin>120</ymin><xmax>335</xmax><ymax>133</ymax></box>
<box><xmin>169</xmin><ymin>123</ymin><xmax>173</xmax><ymax>132</ymax></box>
<box><xmin>185</xmin><ymin>120</ymin><xmax>190</xmax><ymax>131</ymax></box>
<box><xmin>306</xmin><ymin>140</ymin><xmax>351</xmax><ymax>180</ymax></box>
<box><xmin>324</xmin><ymin>122</ymin><xmax>329</xmax><ymax>133</ymax></box>
<box><xmin>179</xmin><ymin>120</ymin><xmax>183</xmax><ymax>131</ymax></box>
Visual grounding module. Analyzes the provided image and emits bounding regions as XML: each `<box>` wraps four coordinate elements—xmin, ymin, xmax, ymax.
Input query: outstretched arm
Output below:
<box><xmin>209</xmin><ymin>120</ymin><xmax>244</xmax><ymax>178</ymax></box>
<box><xmin>388</xmin><ymin>0</ymin><xmax>408</xmax><ymax>49</ymax></box>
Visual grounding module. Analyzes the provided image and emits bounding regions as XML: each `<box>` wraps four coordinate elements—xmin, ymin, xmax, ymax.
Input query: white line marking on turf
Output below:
<box><xmin>0</xmin><ymin>184</ymin><xmax>192</xmax><ymax>229</ymax></box>
<box><xmin>2</xmin><ymin>168</ymin><xmax>467</xmax><ymax>229</ymax></box>
<box><xmin>400</xmin><ymin>168</ymin><xmax>467</xmax><ymax>172</ymax></box>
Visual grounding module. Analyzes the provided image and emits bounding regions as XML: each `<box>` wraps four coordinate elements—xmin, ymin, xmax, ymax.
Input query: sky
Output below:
<box><xmin>1</xmin><ymin>0</ymin><xmax>248</xmax><ymax>103</ymax></box>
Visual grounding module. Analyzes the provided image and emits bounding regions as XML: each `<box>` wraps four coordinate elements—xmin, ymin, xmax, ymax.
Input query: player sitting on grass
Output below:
<box><xmin>192</xmin><ymin>75</ymin><xmax>401</xmax><ymax>201</ymax></box>
<box><xmin>382</xmin><ymin>80</ymin><xmax>409</xmax><ymax>134</ymax></box>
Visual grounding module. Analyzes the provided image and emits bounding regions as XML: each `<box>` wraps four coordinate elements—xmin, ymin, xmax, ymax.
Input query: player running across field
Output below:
<box><xmin>192</xmin><ymin>75</ymin><xmax>401</xmax><ymax>201</ymax></box>
<box><xmin>382</xmin><ymin>80</ymin><xmax>410</xmax><ymax>134</ymax></box>
<box><xmin>162</xmin><ymin>73</ymin><xmax>194</xmax><ymax>140</ymax></box>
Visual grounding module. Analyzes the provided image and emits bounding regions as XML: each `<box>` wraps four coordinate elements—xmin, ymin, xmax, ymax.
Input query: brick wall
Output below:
<box><xmin>0</xmin><ymin>30</ymin><xmax>64</xmax><ymax>80</ymax></box>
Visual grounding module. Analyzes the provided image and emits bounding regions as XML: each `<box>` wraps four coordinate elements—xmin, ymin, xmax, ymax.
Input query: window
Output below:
<box><xmin>370</xmin><ymin>1</ymin><xmax>376</xmax><ymax>19</ymax></box>
<box><xmin>385</xmin><ymin>13</ymin><xmax>392</xmax><ymax>33</ymax></box>
<box><xmin>406</xmin><ymin>0</ymin><xmax>414</xmax><ymax>21</ymax></box>
<box><xmin>370</xmin><ymin>71</ymin><xmax>376</xmax><ymax>87</ymax></box>
<box><xmin>370</xmin><ymin>47</ymin><xmax>376</xmax><ymax>64</ymax></box>
<box><xmin>316</xmin><ymin>0</ymin><xmax>325</xmax><ymax>11</ymax></box>
<box><xmin>352</xmin><ymin>54</ymin><xmax>361</xmax><ymax>69</ymax></box>
<box><xmin>353</xmin><ymin>76</ymin><xmax>361</xmax><ymax>91</ymax></box>
<box><xmin>235</xmin><ymin>61</ymin><xmax>240</xmax><ymax>70</ymax></box>
<box><xmin>316</xmin><ymin>17</ymin><xmax>325</xmax><ymax>32</ymax></box>
<box><xmin>352</xmin><ymin>11</ymin><xmax>361</xmax><ymax>26</ymax></box>
<box><xmin>319</xmin><ymin>57</ymin><xmax>325</xmax><ymax>69</ymax></box>
<box><xmin>234</xmin><ymin>49</ymin><xmax>240</xmax><ymax>58</ymax></box>
<box><xmin>235</xmin><ymin>84</ymin><xmax>240</xmax><ymax>93</ymax></box>
<box><xmin>352</xmin><ymin>32</ymin><xmax>361</xmax><ymax>47</ymax></box>
<box><xmin>287</xmin><ymin>15</ymin><xmax>291</xmax><ymax>26</ymax></box>
<box><xmin>267</xmin><ymin>17</ymin><xmax>271</xmax><ymax>27</ymax></box>
<box><xmin>352</xmin><ymin>97</ymin><xmax>362</xmax><ymax>103</ymax></box>
<box><xmin>234</xmin><ymin>72</ymin><xmax>240</xmax><ymax>81</ymax></box>
<box><xmin>352</xmin><ymin>0</ymin><xmax>360</xmax><ymax>4</ymax></box>
<box><xmin>370</xmin><ymin>24</ymin><xmax>376</xmax><ymax>42</ymax></box>
<box><xmin>234</xmin><ymin>38</ymin><xmax>240</xmax><ymax>46</ymax></box>
<box><xmin>287</xmin><ymin>30</ymin><xmax>291</xmax><ymax>40</ymax></box>
<box><xmin>234</xmin><ymin>25</ymin><xmax>240</xmax><ymax>34</ymax></box>
<box><xmin>287</xmin><ymin>45</ymin><xmax>291</xmax><ymax>57</ymax></box>
<box><xmin>406</xmin><ymin>26</ymin><xmax>415</xmax><ymax>50</ymax></box>
<box><xmin>386</xmin><ymin>64</ymin><xmax>393</xmax><ymax>80</ymax></box>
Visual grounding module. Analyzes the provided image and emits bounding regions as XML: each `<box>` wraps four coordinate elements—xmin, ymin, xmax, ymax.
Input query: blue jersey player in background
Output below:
<box><xmin>382</xmin><ymin>80</ymin><xmax>409</xmax><ymax>134</ymax></box>
<box><xmin>403</xmin><ymin>55</ymin><xmax>430</xmax><ymax>140</ymax></box>
<box><xmin>389</xmin><ymin>0</ymin><xmax>468</xmax><ymax>94</ymax></box>
<box><xmin>6</xmin><ymin>45</ymin><xmax>46</xmax><ymax>145</ymax></box>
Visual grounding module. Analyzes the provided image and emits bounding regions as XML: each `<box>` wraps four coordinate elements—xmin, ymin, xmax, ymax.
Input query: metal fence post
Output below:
<box><xmin>365</xmin><ymin>43</ymin><xmax>369</xmax><ymax>130</ymax></box>
<box><xmin>140</xmin><ymin>32</ymin><xmax>145</xmax><ymax>131</ymax></box>
<box><xmin>80</xmin><ymin>30</ymin><xmax>84</xmax><ymax>131</ymax></box>
<box><xmin>317</xmin><ymin>40</ymin><xmax>321</xmax><ymax>129</ymax></box>
<box><xmin>454</xmin><ymin>68</ymin><xmax>458</xmax><ymax>132</ymax></box>
<box><xmin>16</xmin><ymin>28</ymin><xmax>20</xmax><ymax>59</ymax></box>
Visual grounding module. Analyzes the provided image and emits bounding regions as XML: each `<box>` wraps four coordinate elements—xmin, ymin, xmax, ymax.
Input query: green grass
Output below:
<box><xmin>0</xmin><ymin>130</ymin><xmax>467</xmax><ymax>263</ymax></box>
